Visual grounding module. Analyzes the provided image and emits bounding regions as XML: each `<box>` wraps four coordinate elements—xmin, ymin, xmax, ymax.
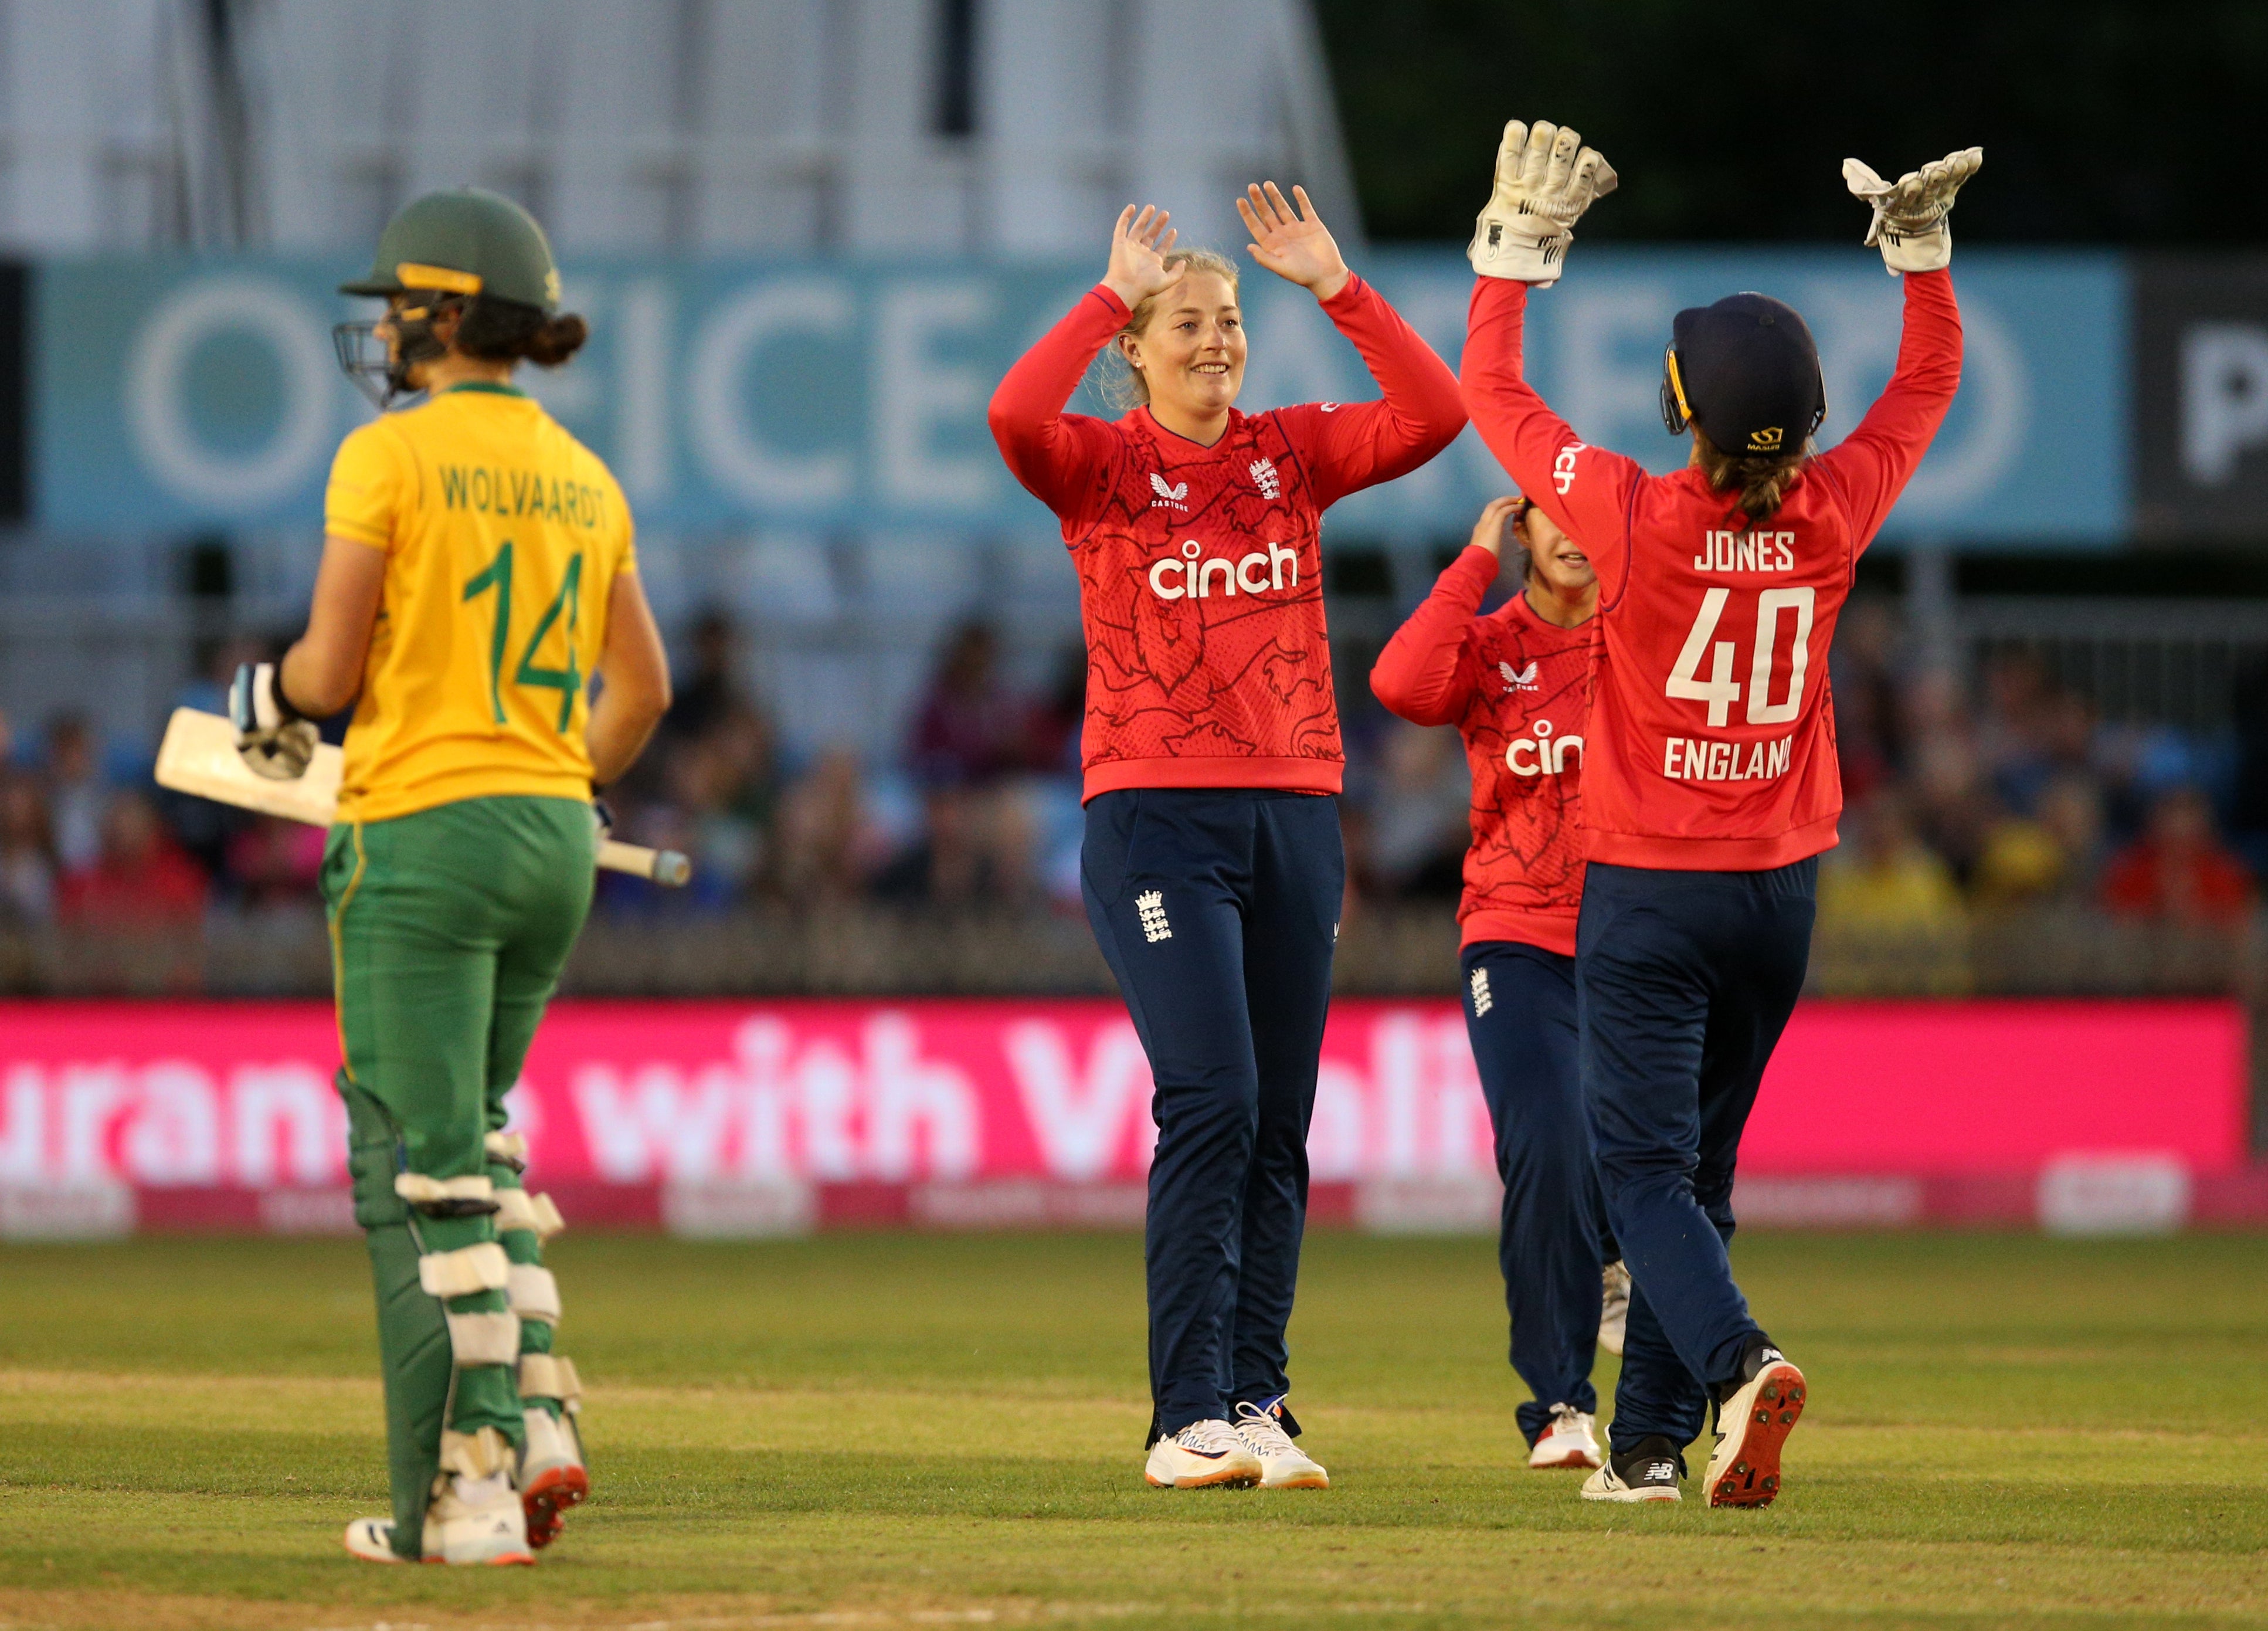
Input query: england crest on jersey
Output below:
<box><xmin>1248</xmin><ymin>457</ymin><xmax>1281</xmax><ymax>501</ymax></box>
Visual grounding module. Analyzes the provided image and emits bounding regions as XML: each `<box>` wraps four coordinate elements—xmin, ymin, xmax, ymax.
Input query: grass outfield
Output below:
<box><xmin>1</xmin><ymin>1230</ymin><xmax>2264</xmax><ymax>1629</ymax></box>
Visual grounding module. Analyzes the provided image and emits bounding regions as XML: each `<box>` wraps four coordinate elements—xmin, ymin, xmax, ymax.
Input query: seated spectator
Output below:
<box><xmin>901</xmin><ymin>622</ymin><xmax>1035</xmax><ymax>904</ymax></box>
<box><xmin>1970</xmin><ymin>774</ymin><xmax>2106</xmax><ymax>911</ymax></box>
<box><xmin>56</xmin><ymin>791</ymin><xmax>207</xmax><ymax>927</ymax></box>
<box><xmin>663</xmin><ymin>610</ymin><xmax>751</xmax><ymax>747</ymax></box>
<box><xmin>2101</xmin><ymin>785</ymin><xmax>2255</xmax><ymax>927</ymax></box>
<box><xmin>1366</xmin><ymin>720</ymin><xmax>1470</xmax><ymax>898</ymax></box>
<box><xmin>225</xmin><ymin>816</ymin><xmax>326</xmax><ymax>910</ymax></box>
<box><xmin>774</xmin><ymin>748</ymin><xmax>895</xmax><ymax>903</ymax></box>
<box><xmin>0</xmin><ymin>769</ymin><xmax>55</xmax><ymax>923</ymax></box>
<box><xmin>1819</xmin><ymin>792</ymin><xmax>1965</xmax><ymax>934</ymax></box>
<box><xmin>44</xmin><ymin>711</ymin><xmax>107</xmax><ymax>875</ymax></box>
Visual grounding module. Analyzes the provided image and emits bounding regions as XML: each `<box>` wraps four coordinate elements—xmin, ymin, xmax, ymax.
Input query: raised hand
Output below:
<box><xmin>1469</xmin><ymin>495</ymin><xmax>1523</xmax><ymax>559</ymax></box>
<box><xmin>1237</xmin><ymin>183</ymin><xmax>1349</xmax><ymax>301</ymax></box>
<box><xmin>1469</xmin><ymin>118</ymin><xmax>1617</xmax><ymax>286</ymax></box>
<box><xmin>1843</xmin><ymin>148</ymin><xmax>1982</xmax><ymax>276</ymax></box>
<box><xmin>1104</xmin><ymin>205</ymin><xmax>1180</xmax><ymax>310</ymax></box>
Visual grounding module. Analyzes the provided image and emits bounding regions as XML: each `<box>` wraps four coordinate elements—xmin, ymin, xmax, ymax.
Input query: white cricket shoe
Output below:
<box><xmin>520</xmin><ymin>1406</ymin><xmax>589</xmax><ymax>1549</ymax></box>
<box><xmin>1143</xmin><ymin>1418</ymin><xmax>1264</xmax><ymax>1489</ymax></box>
<box><xmin>425</xmin><ymin>1469</ymin><xmax>535</xmax><ymax>1564</ymax></box>
<box><xmin>1233</xmin><ymin>1398</ymin><xmax>1329</xmax><ymax>1490</ymax></box>
<box><xmin>1579</xmin><ymin>1436</ymin><xmax>1684</xmax><ymax>1503</ymax></box>
<box><xmin>1705</xmin><ymin>1342</ymin><xmax>1806</xmax><ymax>1509</ymax></box>
<box><xmin>1526</xmin><ymin>1402</ymin><xmax>1602</xmax><ymax>1470</ymax></box>
<box><xmin>1599</xmin><ymin>1260</ymin><xmax>1631</xmax><ymax>1357</ymax></box>
<box><xmin>342</xmin><ymin>1515</ymin><xmax>434</xmax><ymax>1563</ymax></box>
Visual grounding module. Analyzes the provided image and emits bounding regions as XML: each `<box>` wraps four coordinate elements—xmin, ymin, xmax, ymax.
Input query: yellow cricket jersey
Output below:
<box><xmin>324</xmin><ymin>382</ymin><xmax>636</xmax><ymax>822</ymax></box>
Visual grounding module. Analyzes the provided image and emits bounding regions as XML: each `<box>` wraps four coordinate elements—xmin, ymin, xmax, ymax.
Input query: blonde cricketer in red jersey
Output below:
<box><xmin>989</xmin><ymin>186</ymin><xmax>1465</xmax><ymax>1492</ymax></box>
<box><xmin>1457</xmin><ymin>120</ymin><xmax>1978</xmax><ymax>1507</ymax></box>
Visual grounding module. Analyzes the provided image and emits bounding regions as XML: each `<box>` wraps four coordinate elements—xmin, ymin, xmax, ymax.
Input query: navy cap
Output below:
<box><xmin>1663</xmin><ymin>293</ymin><xmax>1825</xmax><ymax>456</ymax></box>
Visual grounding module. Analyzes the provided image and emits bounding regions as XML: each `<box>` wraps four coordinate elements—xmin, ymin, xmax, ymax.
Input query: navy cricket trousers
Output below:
<box><xmin>1575</xmin><ymin>857</ymin><xmax>1817</xmax><ymax>1452</ymax></box>
<box><xmin>1460</xmin><ymin>940</ymin><xmax>1615</xmax><ymax>1446</ymax></box>
<box><xmin>1082</xmin><ymin>788</ymin><xmax>1343</xmax><ymax>1439</ymax></box>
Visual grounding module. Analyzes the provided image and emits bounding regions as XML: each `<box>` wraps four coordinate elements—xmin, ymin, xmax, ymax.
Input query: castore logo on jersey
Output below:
<box><xmin>1149</xmin><ymin>473</ymin><xmax>1189</xmax><ymax>511</ymax></box>
<box><xmin>1147</xmin><ymin>538</ymin><xmax>1302</xmax><ymax>602</ymax></box>
<box><xmin>1499</xmin><ymin>660</ymin><xmax>1539</xmax><ymax>693</ymax></box>
<box><xmin>1507</xmin><ymin>717</ymin><xmax>1581</xmax><ymax>777</ymax></box>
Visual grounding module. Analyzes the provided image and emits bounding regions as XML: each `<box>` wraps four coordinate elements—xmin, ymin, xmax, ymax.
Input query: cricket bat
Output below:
<box><xmin>153</xmin><ymin>708</ymin><xmax>691</xmax><ymax>887</ymax></box>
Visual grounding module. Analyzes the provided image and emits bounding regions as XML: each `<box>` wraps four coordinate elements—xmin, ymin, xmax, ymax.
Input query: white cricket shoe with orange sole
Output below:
<box><xmin>1144</xmin><ymin>1419</ymin><xmax>1263</xmax><ymax>1489</ymax></box>
<box><xmin>1706</xmin><ymin>1342</ymin><xmax>1806</xmax><ymax>1508</ymax></box>
<box><xmin>1234</xmin><ymin>1398</ymin><xmax>1329</xmax><ymax>1489</ymax></box>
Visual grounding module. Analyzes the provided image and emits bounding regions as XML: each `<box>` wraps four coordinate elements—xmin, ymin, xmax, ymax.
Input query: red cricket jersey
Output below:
<box><xmin>989</xmin><ymin>276</ymin><xmax>1465</xmax><ymax>802</ymax></box>
<box><xmin>1460</xmin><ymin>270</ymin><xmax>1963</xmax><ymax>870</ymax></box>
<box><xmin>1371</xmin><ymin>545</ymin><xmax>1594</xmax><ymax>954</ymax></box>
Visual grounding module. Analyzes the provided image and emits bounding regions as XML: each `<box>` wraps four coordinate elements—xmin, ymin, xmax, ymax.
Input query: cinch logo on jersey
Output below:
<box><xmin>1507</xmin><ymin>718</ymin><xmax>1582</xmax><ymax>777</ymax></box>
<box><xmin>1663</xmin><ymin>734</ymin><xmax>1792</xmax><ymax>782</ymax></box>
<box><xmin>1693</xmin><ymin>530</ymin><xmax>1797</xmax><ymax>572</ymax></box>
<box><xmin>439</xmin><ymin>464</ymin><xmax>606</xmax><ymax>529</ymax></box>
<box><xmin>1149</xmin><ymin>473</ymin><xmax>1189</xmax><ymax>511</ymax></box>
<box><xmin>1147</xmin><ymin>538</ymin><xmax>1302</xmax><ymax>601</ymax></box>
<box><xmin>1553</xmin><ymin>440</ymin><xmax>1585</xmax><ymax>494</ymax></box>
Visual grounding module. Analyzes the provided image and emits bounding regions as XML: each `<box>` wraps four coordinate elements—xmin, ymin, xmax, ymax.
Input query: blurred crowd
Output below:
<box><xmin>1</xmin><ymin>599</ymin><xmax>2263</xmax><ymax>942</ymax></box>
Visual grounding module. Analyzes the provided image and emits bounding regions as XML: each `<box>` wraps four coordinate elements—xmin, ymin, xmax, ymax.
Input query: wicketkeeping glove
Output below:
<box><xmin>229</xmin><ymin>661</ymin><xmax>318</xmax><ymax>781</ymax></box>
<box><xmin>1469</xmin><ymin>120</ymin><xmax>1618</xmax><ymax>285</ymax></box>
<box><xmin>1842</xmin><ymin>148</ymin><xmax>1983</xmax><ymax>275</ymax></box>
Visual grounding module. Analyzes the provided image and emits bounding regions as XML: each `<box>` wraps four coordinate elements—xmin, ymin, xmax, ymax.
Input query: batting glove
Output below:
<box><xmin>1469</xmin><ymin>120</ymin><xmax>1618</xmax><ymax>286</ymax></box>
<box><xmin>229</xmin><ymin>661</ymin><xmax>318</xmax><ymax>781</ymax></box>
<box><xmin>1843</xmin><ymin>148</ymin><xmax>1984</xmax><ymax>276</ymax></box>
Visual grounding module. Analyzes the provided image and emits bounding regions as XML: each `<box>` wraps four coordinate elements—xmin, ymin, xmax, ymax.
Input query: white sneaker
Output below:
<box><xmin>1599</xmin><ymin>1260</ymin><xmax>1631</xmax><ymax>1357</ymax></box>
<box><xmin>1143</xmin><ymin>1418</ymin><xmax>1264</xmax><ymax>1489</ymax></box>
<box><xmin>425</xmin><ymin>1470</ymin><xmax>535</xmax><ymax>1564</ymax></box>
<box><xmin>1580</xmin><ymin>1436</ymin><xmax>1684</xmax><ymax>1503</ymax></box>
<box><xmin>520</xmin><ymin>1407</ymin><xmax>589</xmax><ymax>1549</ymax></box>
<box><xmin>1233</xmin><ymin>1398</ymin><xmax>1329</xmax><ymax>1490</ymax></box>
<box><xmin>1527</xmin><ymin>1402</ymin><xmax>1602</xmax><ymax>1470</ymax></box>
<box><xmin>342</xmin><ymin>1515</ymin><xmax>434</xmax><ymax>1564</ymax></box>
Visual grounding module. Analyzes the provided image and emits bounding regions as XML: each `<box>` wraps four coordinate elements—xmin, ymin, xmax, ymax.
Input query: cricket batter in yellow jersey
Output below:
<box><xmin>228</xmin><ymin>188</ymin><xmax>672</xmax><ymax>1565</ymax></box>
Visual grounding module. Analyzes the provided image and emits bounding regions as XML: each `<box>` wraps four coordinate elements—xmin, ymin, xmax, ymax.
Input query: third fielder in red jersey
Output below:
<box><xmin>1456</xmin><ymin>117</ymin><xmax>1980</xmax><ymax>1512</ymax></box>
<box><xmin>1372</xmin><ymin>494</ymin><xmax>1619</xmax><ymax>1474</ymax></box>
<box><xmin>989</xmin><ymin>187</ymin><xmax>1464</xmax><ymax>1493</ymax></box>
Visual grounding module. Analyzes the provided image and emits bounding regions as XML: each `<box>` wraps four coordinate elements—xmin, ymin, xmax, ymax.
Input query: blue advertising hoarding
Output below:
<box><xmin>33</xmin><ymin>247</ymin><xmax>2127</xmax><ymax>547</ymax></box>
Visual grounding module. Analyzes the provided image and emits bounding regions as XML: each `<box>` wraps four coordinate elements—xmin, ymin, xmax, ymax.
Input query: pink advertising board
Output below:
<box><xmin>0</xmin><ymin>998</ymin><xmax>2243</xmax><ymax>1203</ymax></box>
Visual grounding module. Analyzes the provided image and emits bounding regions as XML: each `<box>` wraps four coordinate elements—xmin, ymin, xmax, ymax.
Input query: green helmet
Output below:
<box><xmin>340</xmin><ymin>186</ymin><xmax>562</xmax><ymax>313</ymax></box>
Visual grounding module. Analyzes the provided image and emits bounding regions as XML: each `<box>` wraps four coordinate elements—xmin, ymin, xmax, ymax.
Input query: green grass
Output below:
<box><xmin>1</xmin><ymin>1229</ymin><xmax>2266</xmax><ymax>1629</ymax></box>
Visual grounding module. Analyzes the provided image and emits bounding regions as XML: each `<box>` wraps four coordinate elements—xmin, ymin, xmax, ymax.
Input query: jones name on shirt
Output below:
<box><xmin>1664</xmin><ymin>734</ymin><xmax>1792</xmax><ymax>783</ymax></box>
<box><xmin>1693</xmin><ymin>530</ymin><xmax>1797</xmax><ymax>572</ymax></box>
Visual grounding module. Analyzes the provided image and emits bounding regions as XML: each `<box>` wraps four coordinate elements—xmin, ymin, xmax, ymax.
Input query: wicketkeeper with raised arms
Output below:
<box><xmin>1456</xmin><ymin>121</ymin><xmax>1976</xmax><ymax>1505</ymax></box>
<box><xmin>231</xmin><ymin>187</ymin><xmax>672</xmax><ymax>1562</ymax></box>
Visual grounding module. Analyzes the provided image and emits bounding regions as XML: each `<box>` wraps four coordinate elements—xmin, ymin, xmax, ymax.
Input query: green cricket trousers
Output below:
<box><xmin>322</xmin><ymin>794</ymin><xmax>595</xmax><ymax>1557</ymax></box>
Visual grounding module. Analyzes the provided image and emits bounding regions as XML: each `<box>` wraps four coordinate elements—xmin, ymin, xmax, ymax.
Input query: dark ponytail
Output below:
<box><xmin>1693</xmin><ymin>428</ymin><xmax>1808</xmax><ymax>521</ymax></box>
<box><xmin>454</xmin><ymin>294</ymin><xmax>590</xmax><ymax>367</ymax></box>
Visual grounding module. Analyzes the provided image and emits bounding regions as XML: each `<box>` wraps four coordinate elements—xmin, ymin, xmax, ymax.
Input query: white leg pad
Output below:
<box><xmin>444</xmin><ymin>1310</ymin><xmax>522</xmax><ymax>1367</ymax></box>
<box><xmin>507</xmin><ymin>1263</ymin><xmax>561</xmax><ymax>1325</ymax></box>
<box><xmin>484</xmin><ymin>1131</ymin><xmax>529</xmax><ymax>1171</ymax></box>
<box><xmin>417</xmin><ymin>1242</ymin><xmax>511</xmax><ymax>1300</ymax></box>
<box><xmin>518</xmin><ymin>1353</ymin><xmax>582</xmax><ymax>1406</ymax></box>
<box><xmin>395</xmin><ymin>1173</ymin><xmax>495</xmax><ymax>1208</ymax></box>
<box><xmin>494</xmin><ymin>1188</ymin><xmax>565</xmax><ymax>1240</ymax></box>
